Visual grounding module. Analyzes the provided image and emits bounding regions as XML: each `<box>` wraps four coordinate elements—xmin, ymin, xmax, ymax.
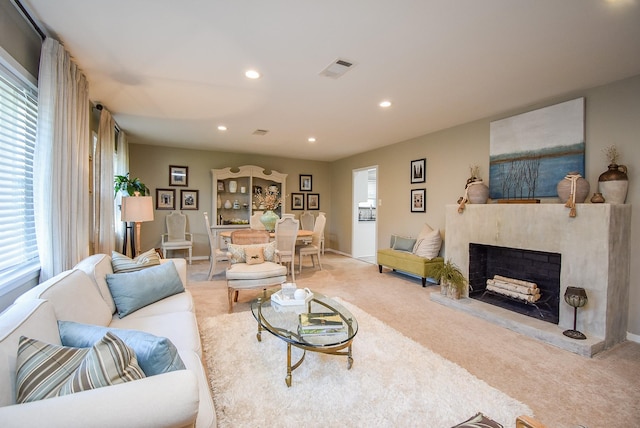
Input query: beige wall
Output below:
<box><xmin>129</xmin><ymin>74</ymin><xmax>639</xmax><ymax>337</ymax></box>
<box><xmin>0</xmin><ymin>0</ymin><xmax>41</xmax><ymax>78</ymax></box>
<box><xmin>331</xmin><ymin>74</ymin><xmax>640</xmax><ymax>337</ymax></box>
<box><xmin>128</xmin><ymin>144</ymin><xmax>331</xmax><ymax>259</ymax></box>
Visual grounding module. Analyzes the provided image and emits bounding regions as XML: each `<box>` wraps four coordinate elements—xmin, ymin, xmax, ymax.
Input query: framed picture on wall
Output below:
<box><xmin>180</xmin><ymin>189</ymin><xmax>199</xmax><ymax>210</ymax></box>
<box><xmin>307</xmin><ymin>193</ymin><xmax>320</xmax><ymax>210</ymax></box>
<box><xmin>156</xmin><ymin>188</ymin><xmax>175</xmax><ymax>210</ymax></box>
<box><xmin>169</xmin><ymin>165</ymin><xmax>188</xmax><ymax>186</ymax></box>
<box><xmin>411</xmin><ymin>188</ymin><xmax>426</xmax><ymax>212</ymax></box>
<box><xmin>291</xmin><ymin>193</ymin><xmax>305</xmax><ymax>210</ymax></box>
<box><xmin>411</xmin><ymin>158</ymin><xmax>426</xmax><ymax>184</ymax></box>
<box><xmin>300</xmin><ymin>174</ymin><xmax>312</xmax><ymax>191</ymax></box>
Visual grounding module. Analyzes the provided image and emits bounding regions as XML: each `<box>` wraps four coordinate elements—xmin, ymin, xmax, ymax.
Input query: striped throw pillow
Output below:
<box><xmin>16</xmin><ymin>332</ymin><xmax>145</xmax><ymax>403</ymax></box>
<box><xmin>111</xmin><ymin>248</ymin><xmax>161</xmax><ymax>273</ymax></box>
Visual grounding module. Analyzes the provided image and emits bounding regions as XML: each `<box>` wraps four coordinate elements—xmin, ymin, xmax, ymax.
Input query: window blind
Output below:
<box><xmin>0</xmin><ymin>62</ymin><xmax>39</xmax><ymax>278</ymax></box>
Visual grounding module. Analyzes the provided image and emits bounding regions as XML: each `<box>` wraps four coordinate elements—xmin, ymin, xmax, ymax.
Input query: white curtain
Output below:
<box><xmin>114</xmin><ymin>129</ymin><xmax>129</xmax><ymax>254</ymax></box>
<box><xmin>34</xmin><ymin>38</ymin><xmax>91</xmax><ymax>280</ymax></box>
<box><xmin>94</xmin><ymin>108</ymin><xmax>116</xmax><ymax>254</ymax></box>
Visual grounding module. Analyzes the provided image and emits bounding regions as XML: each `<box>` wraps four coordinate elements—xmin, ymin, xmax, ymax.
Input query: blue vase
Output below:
<box><xmin>260</xmin><ymin>210</ymin><xmax>280</xmax><ymax>232</ymax></box>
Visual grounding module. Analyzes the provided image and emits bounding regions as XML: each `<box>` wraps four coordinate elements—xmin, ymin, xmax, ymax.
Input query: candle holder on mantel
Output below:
<box><xmin>563</xmin><ymin>286</ymin><xmax>588</xmax><ymax>340</ymax></box>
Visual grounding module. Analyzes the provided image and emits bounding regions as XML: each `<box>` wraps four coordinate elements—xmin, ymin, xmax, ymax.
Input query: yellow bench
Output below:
<box><xmin>377</xmin><ymin>248</ymin><xmax>443</xmax><ymax>287</ymax></box>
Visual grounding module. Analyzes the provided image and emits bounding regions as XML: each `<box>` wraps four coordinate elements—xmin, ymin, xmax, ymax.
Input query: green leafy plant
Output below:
<box><xmin>431</xmin><ymin>259</ymin><xmax>468</xmax><ymax>294</ymax></box>
<box><xmin>114</xmin><ymin>173</ymin><xmax>149</xmax><ymax>196</ymax></box>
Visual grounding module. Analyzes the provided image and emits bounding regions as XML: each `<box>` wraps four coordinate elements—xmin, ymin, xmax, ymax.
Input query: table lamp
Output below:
<box><xmin>121</xmin><ymin>193</ymin><xmax>154</xmax><ymax>256</ymax></box>
<box><xmin>563</xmin><ymin>286</ymin><xmax>588</xmax><ymax>340</ymax></box>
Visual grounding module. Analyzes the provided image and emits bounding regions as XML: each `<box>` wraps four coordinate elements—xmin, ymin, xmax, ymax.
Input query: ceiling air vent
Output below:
<box><xmin>252</xmin><ymin>129</ymin><xmax>269</xmax><ymax>136</ymax></box>
<box><xmin>319</xmin><ymin>58</ymin><xmax>356</xmax><ymax>79</ymax></box>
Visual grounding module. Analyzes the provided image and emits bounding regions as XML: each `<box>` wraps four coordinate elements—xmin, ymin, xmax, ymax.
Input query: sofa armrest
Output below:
<box><xmin>0</xmin><ymin>370</ymin><xmax>199</xmax><ymax>428</ymax></box>
<box><xmin>161</xmin><ymin>258</ymin><xmax>188</xmax><ymax>287</ymax></box>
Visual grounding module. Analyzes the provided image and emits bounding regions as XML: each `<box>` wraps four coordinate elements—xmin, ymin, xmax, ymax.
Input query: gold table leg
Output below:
<box><xmin>286</xmin><ymin>342</ymin><xmax>292</xmax><ymax>387</ymax></box>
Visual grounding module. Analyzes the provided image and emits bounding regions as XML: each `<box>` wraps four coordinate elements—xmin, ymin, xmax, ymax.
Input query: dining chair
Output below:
<box><xmin>318</xmin><ymin>211</ymin><xmax>326</xmax><ymax>254</ymax></box>
<box><xmin>274</xmin><ymin>217</ymin><xmax>299</xmax><ymax>281</ymax></box>
<box><xmin>203</xmin><ymin>212</ymin><xmax>228</xmax><ymax>280</ymax></box>
<box><xmin>300</xmin><ymin>211</ymin><xmax>315</xmax><ymax>231</ymax></box>
<box><xmin>161</xmin><ymin>211</ymin><xmax>193</xmax><ymax>264</ymax></box>
<box><xmin>296</xmin><ymin>212</ymin><xmax>326</xmax><ymax>273</ymax></box>
<box><xmin>250</xmin><ymin>212</ymin><xmax>266</xmax><ymax>230</ymax></box>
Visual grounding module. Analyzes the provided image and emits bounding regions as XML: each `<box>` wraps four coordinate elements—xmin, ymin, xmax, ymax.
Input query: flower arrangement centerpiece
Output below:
<box><xmin>254</xmin><ymin>186</ymin><xmax>283</xmax><ymax>211</ymax></box>
<box><xmin>254</xmin><ymin>186</ymin><xmax>283</xmax><ymax>231</ymax></box>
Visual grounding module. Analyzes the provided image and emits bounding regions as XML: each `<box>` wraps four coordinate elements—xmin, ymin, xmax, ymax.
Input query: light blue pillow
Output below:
<box><xmin>58</xmin><ymin>320</ymin><xmax>186</xmax><ymax>376</ymax></box>
<box><xmin>106</xmin><ymin>261</ymin><xmax>185</xmax><ymax>318</ymax></box>
<box><xmin>392</xmin><ymin>235</ymin><xmax>417</xmax><ymax>252</ymax></box>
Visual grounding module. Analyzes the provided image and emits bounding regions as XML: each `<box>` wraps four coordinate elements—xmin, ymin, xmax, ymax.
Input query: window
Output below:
<box><xmin>0</xmin><ymin>60</ymin><xmax>39</xmax><ymax>288</ymax></box>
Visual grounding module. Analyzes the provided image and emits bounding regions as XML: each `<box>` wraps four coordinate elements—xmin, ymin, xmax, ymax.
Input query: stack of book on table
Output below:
<box><xmin>298</xmin><ymin>312</ymin><xmax>345</xmax><ymax>336</ymax></box>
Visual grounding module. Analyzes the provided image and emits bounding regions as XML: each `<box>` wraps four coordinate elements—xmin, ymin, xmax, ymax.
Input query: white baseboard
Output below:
<box><xmin>627</xmin><ymin>331</ymin><xmax>640</xmax><ymax>344</ymax></box>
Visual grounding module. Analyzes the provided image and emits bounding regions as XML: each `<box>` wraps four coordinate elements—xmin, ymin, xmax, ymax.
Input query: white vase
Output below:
<box><xmin>228</xmin><ymin>181</ymin><xmax>237</xmax><ymax>193</ymax></box>
<box><xmin>224</xmin><ymin>199</ymin><xmax>232</xmax><ymax>209</ymax></box>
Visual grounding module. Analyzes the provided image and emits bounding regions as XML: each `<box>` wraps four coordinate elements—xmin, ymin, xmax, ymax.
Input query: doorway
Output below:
<box><xmin>352</xmin><ymin>166</ymin><xmax>377</xmax><ymax>263</ymax></box>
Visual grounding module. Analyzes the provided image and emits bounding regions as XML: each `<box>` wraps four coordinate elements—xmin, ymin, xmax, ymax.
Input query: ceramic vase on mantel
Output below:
<box><xmin>466</xmin><ymin>180</ymin><xmax>489</xmax><ymax>204</ymax></box>
<box><xmin>260</xmin><ymin>210</ymin><xmax>280</xmax><ymax>232</ymax></box>
<box><xmin>598</xmin><ymin>164</ymin><xmax>628</xmax><ymax>204</ymax></box>
<box><xmin>556</xmin><ymin>172</ymin><xmax>590</xmax><ymax>204</ymax></box>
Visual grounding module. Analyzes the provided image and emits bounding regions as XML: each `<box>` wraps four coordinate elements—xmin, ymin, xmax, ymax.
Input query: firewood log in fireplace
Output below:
<box><xmin>486</xmin><ymin>275</ymin><xmax>541</xmax><ymax>303</ymax></box>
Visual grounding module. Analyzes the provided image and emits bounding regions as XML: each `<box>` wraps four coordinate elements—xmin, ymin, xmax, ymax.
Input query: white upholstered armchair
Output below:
<box><xmin>225</xmin><ymin>229</ymin><xmax>287</xmax><ymax>312</ymax></box>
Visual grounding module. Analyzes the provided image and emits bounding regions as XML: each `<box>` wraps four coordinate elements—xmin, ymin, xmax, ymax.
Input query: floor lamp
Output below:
<box><xmin>121</xmin><ymin>194</ymin><xmax>154</xmax><ymax>257</ymax></box>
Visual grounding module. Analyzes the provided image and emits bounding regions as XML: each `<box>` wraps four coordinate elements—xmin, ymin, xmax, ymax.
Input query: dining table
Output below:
<box><xmin>218</xmin><ymin>229</ymin><xmax>313</xmax><ymax>241</ymax></box>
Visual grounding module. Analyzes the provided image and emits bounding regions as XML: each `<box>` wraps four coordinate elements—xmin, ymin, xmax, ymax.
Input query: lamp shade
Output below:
<box><xmin>121</xmin><ymin>196</ymin><xmax>154</xmax><ymax>222</ymax></box>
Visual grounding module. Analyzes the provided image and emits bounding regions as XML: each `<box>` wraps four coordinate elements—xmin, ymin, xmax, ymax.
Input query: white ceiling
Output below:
<box><xmin>22</xmin><ymin>0</ymin><xmax>640</xmax><ymax>161</ymax></box>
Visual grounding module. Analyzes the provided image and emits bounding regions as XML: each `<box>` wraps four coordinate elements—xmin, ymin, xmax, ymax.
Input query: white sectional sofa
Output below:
<box><xmin>0</xmin><ymin>254</ymin><xmax>215</xmax><ymax>428</ymax></box>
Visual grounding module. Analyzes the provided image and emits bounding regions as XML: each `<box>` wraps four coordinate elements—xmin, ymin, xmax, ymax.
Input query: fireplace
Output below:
<box><xmin>468</xmin><ymin>244</ymin><xmax>560</xmax><ymax>324</ymax></box>
<box><xmin>437</xmin><ymin>203</ymin><xmax>631</xmax><ymax>357</ymax></box>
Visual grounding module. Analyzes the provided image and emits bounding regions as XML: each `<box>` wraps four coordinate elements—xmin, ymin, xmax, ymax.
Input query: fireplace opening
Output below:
<box><xmin>469</xmin><ymin>244</ymin><xmax>560</xmax><ymax>324</ymax></box>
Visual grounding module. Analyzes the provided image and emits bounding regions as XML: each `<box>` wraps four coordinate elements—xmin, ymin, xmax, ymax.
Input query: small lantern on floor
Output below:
<box><xmin>563</xmin><ymin>286</ymin><xmax>588</xmax><ymax>340</ymax></box>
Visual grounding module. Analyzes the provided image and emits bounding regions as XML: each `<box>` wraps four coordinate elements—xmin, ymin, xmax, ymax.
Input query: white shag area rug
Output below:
<box><xmin>201</xmin><ymin>298</ymin><xmax>532</xmax><ymax>428</ymax></box>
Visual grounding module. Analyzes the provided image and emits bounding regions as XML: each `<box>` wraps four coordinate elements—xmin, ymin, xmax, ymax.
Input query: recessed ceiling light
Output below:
<box><xmin>217</xmin><ymin>125</ymin><xmax>227</xmax><ymax>131</ymax></box>
<box><xmin>379</xmin><ymin>100</ymin><xmax>392</xmax><ymax>108</ymax></box>
<box><xmin>245</xmin><ymin>70</ymin><xmax>261</xmax><ymax>79</ymax></box>
<box><xmin>308</xmin><ymin>137</ymin><xmax>316</xmax><ymax>143</ymax></box>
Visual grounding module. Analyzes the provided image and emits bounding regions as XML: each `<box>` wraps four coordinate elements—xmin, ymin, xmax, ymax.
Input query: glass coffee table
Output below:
<box><xmin>250</xmin><ymin>290</ymin><xmax>358</xmax><ymax>387</ymax></box>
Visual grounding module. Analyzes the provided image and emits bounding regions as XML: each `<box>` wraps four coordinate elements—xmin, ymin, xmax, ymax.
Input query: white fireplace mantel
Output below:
<box><xmin>442</xmin><ymin>203</ymin><xmax>631</xmax><ymax>356</ymax></box>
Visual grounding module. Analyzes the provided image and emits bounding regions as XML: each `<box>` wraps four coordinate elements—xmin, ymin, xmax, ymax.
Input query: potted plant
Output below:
<box><xmin>431</xmin><ymin>259</ymin><xmax>468</xmax><ymax>299</ymax></box>
<box><xmin>114</xmin><ymin>173</ymin><xmax>149</xmax><ymax>196</ymax></box>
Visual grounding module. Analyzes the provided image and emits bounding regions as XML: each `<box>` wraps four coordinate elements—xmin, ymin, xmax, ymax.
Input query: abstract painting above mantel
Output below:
<box><xmin>489</xmin><ymin>97</ymin><xmax>585</xmax><ymax>200</ymax></box>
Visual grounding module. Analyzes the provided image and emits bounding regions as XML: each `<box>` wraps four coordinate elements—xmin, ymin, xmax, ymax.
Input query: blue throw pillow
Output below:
<box><xmin>106</xmin><ymin>261</ymin><xmax>185</xmax><ymax>318</ymax></box>
<box><xmin>58</xmin><ymin>320</ymin><xmax>186</xmax><ymax>376</ymax></box>
<box><xmin>392</xmin><ymin>235</ymin><xmax>417</xmax><ymax>252</ymax></box>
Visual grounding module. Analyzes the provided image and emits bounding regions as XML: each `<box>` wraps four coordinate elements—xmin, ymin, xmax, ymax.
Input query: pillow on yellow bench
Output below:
<box><xmin>413</xmin><ymin>228</ymin><xmax>441</xmax><ymax>259</ymax></box>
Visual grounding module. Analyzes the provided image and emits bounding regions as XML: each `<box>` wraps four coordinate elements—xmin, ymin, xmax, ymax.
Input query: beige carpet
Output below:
<box><xmin>186</xmin><ymin>253</ymin><xmax>640</xmax><ymax>428</ymax></box>
<box><xmin>200</xmin><ymin>298</ymin><xmax>531</xmax><ymax>427</ymax></box>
